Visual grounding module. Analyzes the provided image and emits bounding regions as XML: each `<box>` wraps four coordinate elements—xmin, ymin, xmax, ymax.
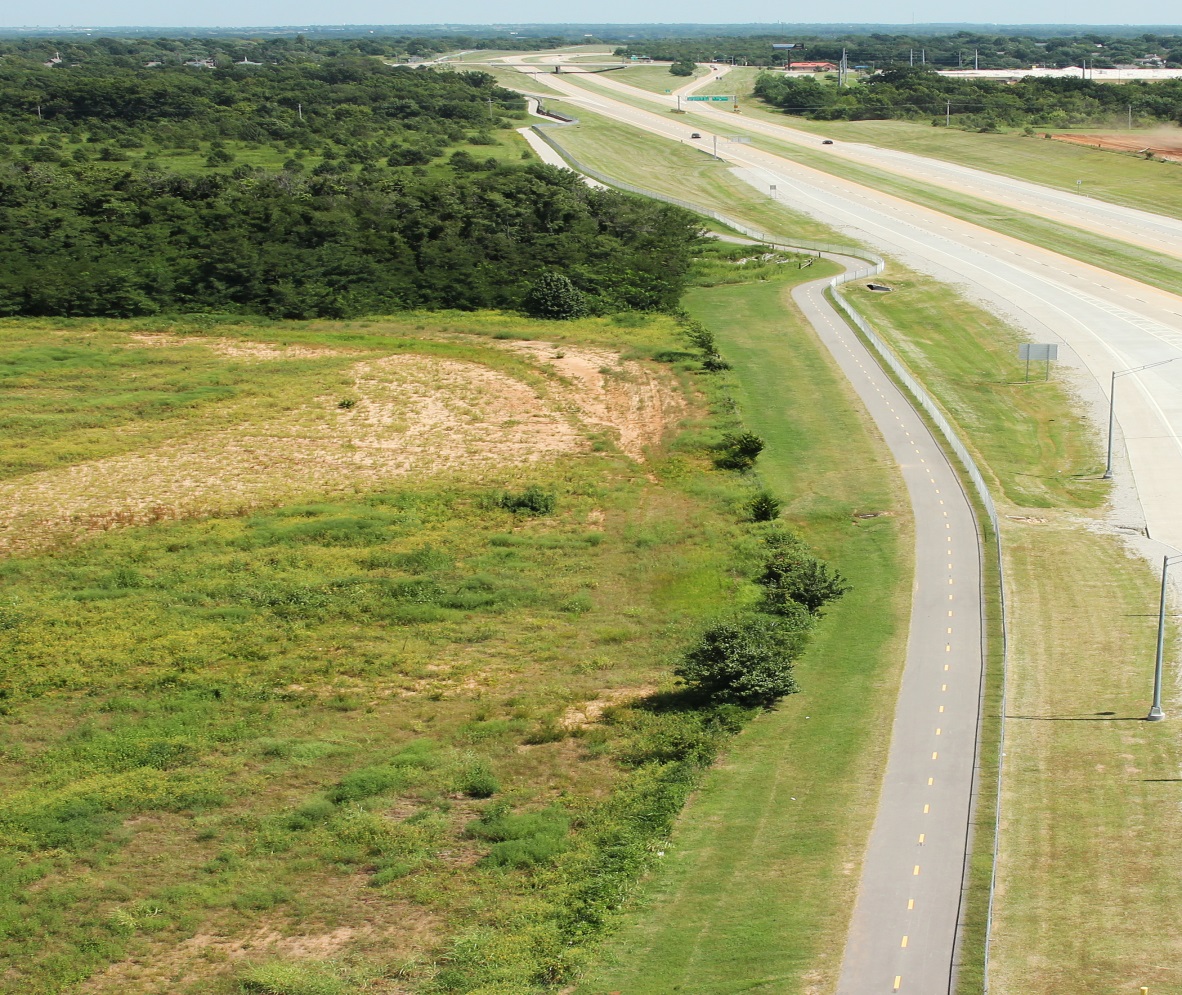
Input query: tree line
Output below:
<box><xmin>614</xmin><ymin>29</ymin><xmax>1182</xmax><ymax>70</ymax></box>
<box><xmin>0</xmin><ymin>52</ymin><xmax>704</xmax><ymax>319</ymax></box>
<box><xmin>754</xmin><ymin>67</ymin><xmax>1182</xmax><ymax>129</ymax></box>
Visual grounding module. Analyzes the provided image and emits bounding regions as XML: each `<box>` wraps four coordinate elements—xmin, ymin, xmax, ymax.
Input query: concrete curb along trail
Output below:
<box><xmin>798</xmin><ymin>274</ymin><xmax>985</xmax><ymax>994</ymax></box>
<box><xmin>523</xmin><ymin>103</ymin><xmax>994</xmax><ymax>990</ymax></box>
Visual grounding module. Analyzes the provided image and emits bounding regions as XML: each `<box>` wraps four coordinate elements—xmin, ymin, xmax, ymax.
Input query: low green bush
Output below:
<box><xmin>495</xmin><ymin>486</ymin><xmax>556</xmax><ymax>516</ymax></box>
<box><xmin>239</xmin><ymin>960</ymin><xmax>347</xmax><ymax>995</ymax></box>
<box><xmin>326</xmin><ymin>765</ymin><xmax>409</xmax><ymax>804</ymax></box>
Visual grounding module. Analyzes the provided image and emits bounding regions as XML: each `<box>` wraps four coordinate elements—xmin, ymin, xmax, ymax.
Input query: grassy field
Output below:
<box><xmin>2</xmin><ymin>304</ymin><xmax>837</xmax><ymax>995</ymax></box>
<box><xmin>843</xmin><ymin>266</ymin><xmax>1107</xmax><ymax>510</ymax></box>
<box><xmin>607</xmin><ymin>64</ymin><xmax>708</xmax><ymax>93</ymax></box>
<box><xmin>578</xmin><ymin>265</ymin><xmax>912</xmax><ymax>993</ymax></box>
<box><xmin>991</xmin><ymin>520</ymin><xmax>1182</xmax><ymax>994</ymax></box>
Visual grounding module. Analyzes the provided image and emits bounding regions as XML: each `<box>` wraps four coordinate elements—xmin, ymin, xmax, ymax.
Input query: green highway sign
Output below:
<box><xmin>686</xmin><ymin>95</ymin><xmax>734</xmax><ymax>101</ymax></box>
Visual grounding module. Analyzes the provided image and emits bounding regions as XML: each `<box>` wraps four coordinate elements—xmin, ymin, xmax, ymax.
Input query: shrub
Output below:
<box><xmin>455</xmin><ymin>758</ymin><xmax>500</xmax><ymax>798</ymax></box>
<box><xmin>523</xmin><ymin>272</ymin><xmax>588</xmax><ymax>320</ymax></box>
<box><xmin>714</xmin><ymin>432</ymin><xmax>765</xmax><ymax>471</ymax></box>
<box><xmin>326</xmin><ymin>765</ymin><xmax>408</xmax><ymax>804</ymax></box>
<box><xmin>495</xmin><ymin>486</ymin><xmax>556</xmax><ymax>516</ymax></box>
<box><xmin>757</xmin><ymin>550</ymin><xmax>850</xmax><ymax>615</ymax></box>
<box><xmin>748</xmin><ymin>491</ymin><xmax>782</xmax><ymax>522</ymax></box>
<box><xmin>675</xmin><ymin>613</ymin><xmax>808</xmax><ymax>706</ymax></box>
<box><xmin>469</xmin><ymin>804</ymin><xmax>571</xmax><ymax>869</ymax></box>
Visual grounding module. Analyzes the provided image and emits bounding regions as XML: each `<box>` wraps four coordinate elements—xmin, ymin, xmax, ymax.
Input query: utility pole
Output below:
<box><xmin>922</xmin><ymin>48</ymin><xmax>926</xmax><ymax>65</ymax></box>
<box><xmin>1128</xmin><ymin>103</ymin><xmax>1133</xmax><ymax>129</ymax></box>
<box><xmin>910</xmin><ymin>48</ymin><xmax>914</xmax><ymax>67</ymax></box>
<box><xmin>974</xmin><ymin>49</ymin><xmax>979</xmax><ymax>70</ymax></box>
<box><xmin>486</xmin><ymin>98</ymin><xmax>494</xmax><ymax>121</ymax></box>
<box><xmin>946</xmin><ymin>100</ymin><xmax>951</xmax><ymax>126</ymax></box>
<box><xmin>958</xmin><ymin>50</ymin><xmax>963</xmax><ymax>68</ymax></box>
<box><xmin>297</xmin><ymin>102</ymin><xmax>303</xmax><ymax>121</ymax></box>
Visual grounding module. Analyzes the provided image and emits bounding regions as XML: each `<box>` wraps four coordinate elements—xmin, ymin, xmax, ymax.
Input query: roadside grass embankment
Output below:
<box><xmin>0</xmin><ymin>307</ymin><xmax>815</xmax><ymax>994</ymax></box>
<box><xmin>605</xmin><ymin>64</ymin><xmax>707</xmax><ymax>93</ymax></box>
<box><xmin>557</xmin><ymin>71</ymin><xmax>1182</xmax><ymax>297</ymax></box>
<box><xmin>579</xmin><ymin>259</ymin><xmax>913</xmax><ymax>993</ymax></box>
<box><xmin>839</xmin><ymin>265</ymin><xmax>1182</xmax><ymax>994</ymax></box>
<box><xmin>531</xmin><ymin>99</ymin><xmax>844</xmax><ymax>245</ymax></box>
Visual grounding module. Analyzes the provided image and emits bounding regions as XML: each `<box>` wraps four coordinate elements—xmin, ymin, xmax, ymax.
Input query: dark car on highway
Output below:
<box><xmin>822</xmin><ymin>139</ymin><xmax>834</xmax><ymax>144</ymax></box>
<box><xmin>691</xmin><ymin>132</ymin><xmax>701</xmax><ymax>139</ymax></box>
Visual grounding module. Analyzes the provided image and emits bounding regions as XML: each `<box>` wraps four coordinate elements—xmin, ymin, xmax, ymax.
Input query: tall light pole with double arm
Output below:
<box><xmin>1104</xmin><ymin>358</ymin><xmax>1180</xmax><ymax>479</ymax></box>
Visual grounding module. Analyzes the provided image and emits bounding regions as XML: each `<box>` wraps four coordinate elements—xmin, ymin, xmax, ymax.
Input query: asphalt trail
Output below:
<box><xmin>794</xmin><ymin>273</ymin><xmax>984</xmax><ymax>994</ymax></box>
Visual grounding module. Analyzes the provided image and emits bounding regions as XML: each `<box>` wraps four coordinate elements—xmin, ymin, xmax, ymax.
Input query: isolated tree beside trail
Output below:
<box><xmin>670</xmin><ymin>60</ymin><xmax>696</xmax><ymax>77</ymax></box>
<box><xmin>758</xmin><ymin>548</ymin><xmax>850</xmax><ymax>615</ymax></box>
<box><xmin>523</xmin><ymin>272</ymin><xmax>588</xmax><ymax>320</ymax></box>
<box><xmin>676</xmin><ymin>613</ymin><xmax>806</xmax><ymax>706</ymax></box>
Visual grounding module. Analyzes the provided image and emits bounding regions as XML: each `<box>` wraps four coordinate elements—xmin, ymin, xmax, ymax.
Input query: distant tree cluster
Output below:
<box><xmin>754</xmin><ymin>67</ymin><xmax>1182</xmax><ymax>128</ymax></box>
<box><xmin>615</xmin><ymin>29</ymin><xmax>1182</xmax><ymax>70</ymax></box>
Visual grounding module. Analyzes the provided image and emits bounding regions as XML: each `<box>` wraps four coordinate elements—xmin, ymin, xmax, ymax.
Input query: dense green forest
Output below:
<box><xmin>753</xmin><ymin>67</ymin><xmax>1182</xmax><ymax>128</ymax></box>
<box><xmin>615</xmin><ymin>30</ymin><xmax>1182</xmax><ymax>69</ymax></box>
<box><xmin>0</xmin><ymin>48</ymin><xmax>703</xmax><ymax>318</ymax></box>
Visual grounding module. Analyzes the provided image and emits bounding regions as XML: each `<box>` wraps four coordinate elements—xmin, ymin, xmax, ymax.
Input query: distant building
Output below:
<box><xmin>790</xmin><ymin>61</ymin><xmax>839</xmax><ymax>72</ymax></box>
<box><xmin>43</xmin><ymin>51</ymin><xmax>62</xmax><ymax>67</ymax></box>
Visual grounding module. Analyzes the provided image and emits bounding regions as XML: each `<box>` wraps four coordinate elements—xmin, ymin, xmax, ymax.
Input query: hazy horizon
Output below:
<box><xmin>3</xmin><ymin>2</ymin><xmax>1181</xmax><ymax>30</ymax></box>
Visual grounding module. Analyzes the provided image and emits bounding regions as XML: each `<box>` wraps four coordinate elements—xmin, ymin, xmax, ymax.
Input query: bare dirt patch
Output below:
<box><xmin>0</xmin><ymin>345</ymin><xmax>684</xmax><ymax>554</ymax></box>
<box><xmin>495</xmin><ymin>341</ymin><xmax>687</xmax><ymax>462</ymax></box>
<box><xmin>1051</xmin><ymin>130</ymin><xmax>1182</xmax><ymax>163</ymax></box>
<box><xmin>561</xmin><ymin>686</ymin><xmax>657</xmax><ymax>729</ymax></box>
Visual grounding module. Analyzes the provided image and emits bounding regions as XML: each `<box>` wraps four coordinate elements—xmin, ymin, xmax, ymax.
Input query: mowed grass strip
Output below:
<box><xmin>842</xmin><ymin>265</ymin><xmax>1107</xmax><ymax>510</ymax></box>
<box><xmin>992</xmin><ymin>519</ymin><xmax>1182</xmax><ymax>994</ymax></box>
<box><xmin>579</xmin><ymin>271</ymin><xmax>911</xmax><ymax>992</ymax></box>
<box><xmin>536</xmin><ymin>100</ymin><xmax>843</xmax><ymax>244</ymax></box>
<box><xmin>733</xmin><ymin>105</ymin><xmax>1182</xmax><ymax>222</ymax></box>
<box><xmin>608</xmin><ymin>64</ymin><xmax>708</xmax><ymax>92</ymax></box>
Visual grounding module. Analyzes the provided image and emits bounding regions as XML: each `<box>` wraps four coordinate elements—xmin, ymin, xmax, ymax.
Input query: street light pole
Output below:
<box><xmin>1104</xmin><ymin>358</ymin><xmax>1180</xmax><ymax>479</ymax></box>
<box><xmin>1149</xmin><ymin>554</ymin><xmax>1182</xmax><ymax>720</ymax></box>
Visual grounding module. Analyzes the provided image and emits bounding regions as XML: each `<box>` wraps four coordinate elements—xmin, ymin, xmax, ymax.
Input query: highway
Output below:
<box><xmin>505</xmin><ymin>55</ymin><xmax>1182</xmax><ymax>553</ymax></box>
<box><xmin>576</xmin><ymin>64</ymin><xmax>1182</xmax><ymax>262</ymax></box>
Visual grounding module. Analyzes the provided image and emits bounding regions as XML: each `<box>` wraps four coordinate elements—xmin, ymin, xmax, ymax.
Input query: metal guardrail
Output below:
<box><xmin>535</xmin><ymin>118</ymin><xmax>1008</xmax><ymax>994</ymax></box>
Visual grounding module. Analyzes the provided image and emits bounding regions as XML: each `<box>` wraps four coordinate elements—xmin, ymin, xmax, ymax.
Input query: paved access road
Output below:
<box><xmin>794</xmin><ymin>271</ymin><xmax>985</xmax><ymax>995</ymax></box>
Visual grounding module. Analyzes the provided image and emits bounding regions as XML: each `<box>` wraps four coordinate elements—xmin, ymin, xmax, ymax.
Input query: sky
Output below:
<box><xmin>1</xmin><ymin>1</ymin><xmax>1178</xmax><ymax>28</ymax></box>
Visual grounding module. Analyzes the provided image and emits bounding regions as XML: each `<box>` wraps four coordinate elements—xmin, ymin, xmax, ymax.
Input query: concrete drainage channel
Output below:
<box><xmin>531</xmin><ymin>119</ymin><xmax>1010</xmax><ymax>993</ymax></box>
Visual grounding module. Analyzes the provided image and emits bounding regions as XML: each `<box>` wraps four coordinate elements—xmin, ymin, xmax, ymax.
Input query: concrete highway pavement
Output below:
<box><xmin>576</xmin><ymin>64</ymin><xmax>1182</xmax><ymax>262</ymax></box>
<box><xmin>513</xmin><ymin>60</ymin><xmax>1182</xmax><ymax>551</ymax></box>
<box><xmin>793</xmin><ymin>272</ymin><xmax>985</xmax><ymax>994</ymax></box>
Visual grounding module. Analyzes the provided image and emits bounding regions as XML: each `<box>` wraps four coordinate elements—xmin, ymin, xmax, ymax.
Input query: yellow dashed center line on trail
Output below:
<box><xmin>923</xmin><ymin>804</ymin><xmax>930</xmax><ymax>814</ymax></box>
<box><xmin>936</xmin><ymin>728</ymin><xmax>942</xmax><ymax>735</ymax></box>
<box><xmin>913</xmin><ymin>865</ymin><xmax>921</xmax><ymax>875</ymax></box>
<box><xmin>894</xmin><ymin>977</ymin><xmax>902</xmax><ymax>993</ymax></box>
<box><xmin>944</xmin><ymin>663</ymin><xmax>950</xmax><ymax>671</ymax></box>
<box><xmin>918</xmin><ymin>833</ymin><xmax>925</xmax><ymax>844</ymax></box>
<box><xmin>932</xmin><ymin>752</ymin><xmax>939</xmax><ymax>760</ymax></box>
<box><xmin>907</xmin><ymin>898</ymin><xmax>915</xmax><ymax>909</ymax></box>
<box><xmin>939</xmin><ymin>705</ymin><xmax>944</xmax><ymax>713</ymax></box>
<box><xmin>901</xmin><ymin>935</ymin><xmax>909</xmax><ymax>948</ymax></box>
<box><xmin>928</xmin><ymin>777</ymin><xmax>934</xmax><ymax>786</ymax></box>
<box><xmin>942</xmin><ymin>684</ymin><xmax>948</xmax><ymax>691</ymax></box>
